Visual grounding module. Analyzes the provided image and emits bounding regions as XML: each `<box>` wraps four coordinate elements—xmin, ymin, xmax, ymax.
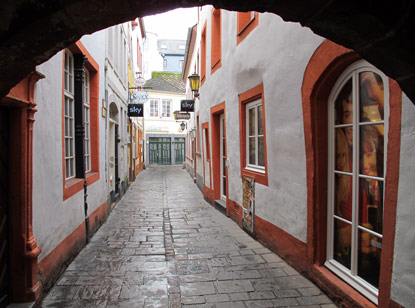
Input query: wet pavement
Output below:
<box><xmin>40</xmin><ymin>165</ymin><xmax>337</xmax><ymax>308</ymax></box>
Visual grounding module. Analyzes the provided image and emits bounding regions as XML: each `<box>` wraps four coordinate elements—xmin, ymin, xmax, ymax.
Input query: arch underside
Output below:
<box><xmin>0</xmin><ymin>1</ymin><xmax>414</xmax><ymax>103</ymax></box>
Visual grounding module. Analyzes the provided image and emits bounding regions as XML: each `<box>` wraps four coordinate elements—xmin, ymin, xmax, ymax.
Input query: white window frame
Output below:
<box><xmin>162</xmin><ymin>100</ymin><xmax>171</xmax><ymax>118</ymax></box>
<box><xmin>245</xmin><ymin>99</ymin><xmax>265</xmax><ymax>173</ymax></box>
<box><xmin>64</xmin><ymin>49</ymin><xmax>75</xmax><ymax>179</ymax></box>
<box><xmin>325</xmin><ymin>59</ymin><xmax>389</xmax><ymax>305</ymax></box>
<box><xmin>220</xmin><ymin>113</ymin><xmax>226</xmax><ymax>201</ymax></box>
<box><xmin>83</xmin><ymin>69</ymin><xmax>91</xmax><ymax>173</ymax></box>
<box><xmin>149</xmin><ymin>99</ymin><xmax>159</xmax><ymax>117</ymax></box>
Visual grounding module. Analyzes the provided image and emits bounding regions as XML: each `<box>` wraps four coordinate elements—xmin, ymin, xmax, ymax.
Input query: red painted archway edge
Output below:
<box><xmin>301</xmin><ymin>40</ymin><xmax>402</xmax><ymax>308</ymax></box>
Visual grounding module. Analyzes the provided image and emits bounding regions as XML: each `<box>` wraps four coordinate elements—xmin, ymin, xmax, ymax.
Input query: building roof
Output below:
<box><xmin>144</xmin><ymin>73</ymin><xmax>186</xmax><ymax>94</ymax></box>
<box><xmin>157</xmin><ymin>39</ymin><xmax>186</xmax><ymax>56</ymax></box>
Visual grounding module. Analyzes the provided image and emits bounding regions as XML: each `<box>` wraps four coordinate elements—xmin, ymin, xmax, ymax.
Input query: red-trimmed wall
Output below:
<box><xmin>38</xmin><ymin>201</ymin><xmax>108</xmax><ymax>290</ymax></box>
<box><xmin>301</xmin><ymin>39</ymin><xmax>402</xmax><ymax>308</ymax></box>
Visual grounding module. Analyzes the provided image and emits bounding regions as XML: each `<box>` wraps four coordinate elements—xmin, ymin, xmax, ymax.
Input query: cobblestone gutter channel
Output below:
<box><xmin>40</xmin><ymin>165</ymin><xmax>337</xmax><ymax>308</ymax></box>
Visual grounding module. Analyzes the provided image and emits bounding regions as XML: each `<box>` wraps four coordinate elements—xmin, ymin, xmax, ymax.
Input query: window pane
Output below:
<box><xmin>334</xmin><ymin>174</ymin><xmax>352</xmax><ymax>221</ymax></box>
<box><xmin>359</xmin><ymin>178</ymin><xmax>383</xmax><ymax>235</ymax></box>
<box><xmin>358</xmin><ymin>230</ymin><xmax>381</xmax><ymax>288</ymax></box>
<box><xmin>248</xmin><ymin>107</ymin><xmax>255</xmax><ymax>136</ymax></box>
<box><xmin>65</xmin><ymin>98</ymin><xmax>68</xmax><ymax>115</ymax></box>
<box><xmin>333</xmin><ymin>218</ymin><xmax>351</xmax><ymax>270</ymax></box>
<box><xmin>359</xmin><ymin>72</ymin><xmax>384</xmax><ymax>122</ymax></box>
<box><xmin>69</xmin><ymin>118</ymin><xmax>73</xmax><ymax>137</ymax></box>
<box><xmin>359</xmin><ymin>125</ymin><xmax>384</xmax><ymax>177</ymax></box>
<box><xmin>335</xmin><ymin>128</ymin><xmax>353</xmax><ymax>172</ymax></box>
<box><xmin>335</xmin><ymin>78</ymin><xmax>352</xmax><ymax>125</ymax></box>
<box><xmin>64</xmin><ymin>73</ymin><xmax>68</xmax><ymax>91</ymax></box>
<box><xmin>69</xmin><ymin>75</ymin><xmax>73</xmax><ymax>93</ymax></box>
<box><xmin>249</xmin><ymin>136</ymin><xmax>255</xmax><ymax>165</ymax></box>
<box><xmin>65</xmin><ymin>159</ymin><xmax>70</xmax><ymax>178</ymax></box>
<box><xmin>257</xmin><ymin>105</ymin><xmax>263</xmax><ymax>135</ymax></box>
<box><xmin>258</xmin><ymin>136</ymin><xmax>264</xmax><ymax>166</ymax></box>
<box><xmin>64</xmin><ymin>118</ymin><xmax>68</xmax><ymax>136</ymax></box>
<box><xmin>65</xmin><ymin>139</ymin><xmax>69</xmax><ymax>157</ymax></box>
<box><xmin>68</xmin><ymin>98</ymin><xmax>73</xmax><ymax>117</ymax></box>
<box><xmin>222</xmin><ymin>157</ymin><xmax>226</xmax><ymax>177</ymax></box>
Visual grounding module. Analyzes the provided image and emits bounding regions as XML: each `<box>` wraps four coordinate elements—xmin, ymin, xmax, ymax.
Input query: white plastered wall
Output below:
<box><xmin>197</xmin><ymin>8</ymin><xmax>324</xmax><ymax>242</ymax></box>
<box><xmin>390</xmin><ymin>94</ymin><xmax>415</xmax><ymax>307</ymax></box>
<box><xmin>33</xmin><ymin>30</ymin><xmax>107</xmax><ymax>260</ymax></box>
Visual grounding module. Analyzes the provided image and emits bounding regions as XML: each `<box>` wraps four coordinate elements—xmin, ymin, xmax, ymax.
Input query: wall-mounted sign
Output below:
<box><xmin>131</xmin><ymin>90</ymin><xmax>149</xmax><ymax>104</ymax></box>
<box><xmin>128</xmin><ymin>104</ymin><xmax>143</xmax><ymax>117</ymax></box>
<box><xmin>173</xmin><ymin>111</ymin><xmax>191</xmax><ymax>120</ymax></box>
<box><xmin>180</xmin><ymin>99</ymin><xmax>195</xmax><ymax>112</ymax></box>
<box><xmin>242</xmin><ymin>176</ymin><xmax>255</xmax><ymax>235</ymax></box>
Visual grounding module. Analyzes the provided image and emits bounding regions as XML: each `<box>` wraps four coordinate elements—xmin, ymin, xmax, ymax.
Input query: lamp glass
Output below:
<box><xmin>188</xmin><ymin>74</ymin><xmax>200</xmax><ymax>92</ymax></box>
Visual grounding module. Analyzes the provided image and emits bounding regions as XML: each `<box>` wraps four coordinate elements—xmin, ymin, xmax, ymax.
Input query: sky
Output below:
<box><xmin>143</xmin><ymin>8</ymin><xmax>198</xmax><ymax>41</ymax></box>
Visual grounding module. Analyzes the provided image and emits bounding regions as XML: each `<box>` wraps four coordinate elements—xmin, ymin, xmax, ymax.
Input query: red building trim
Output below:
<box><xmin>301</xmin><ymin>39</ymin><xmax>402</xmax><ymax>307</ymax></box>
<box><xmin>211</xmin><ymin>9</ymin><xmax>222</xmax><ymax>74</ymax></box>
<box><xmin>62</xmin><ymin>41</ymin><xmax>100</xmax><ymax>200</ymax></box>
<box><xmin>238</xmin><ymin>83</ymin><xmax>268</xmax><ymax>186</ymax></box>
<box><xmin>201</xmin><ymin>23</ymin><xmax>207</xmax><ymax>85</ymax></box>
<box><xmin>1</xmin><ymin>71</ymin><xmax>44</xmax><ymax>302</ymax></box>
<box><xmin>210</xmin><ymin>102</ymin><xmax>226</xmax><ymax>202</ymax></box>
<box><xmin>39</xmin><ymin>201</ymin><xmax>108</xmax><ymax>289</ymax></box>
<box><xmin>201</xmin><ymin>122</ymin><xmax>212</xmax><ymax>195</ymax></box>
<box><xmin>237</xmin><ymin>12</ymin><xmax>259</xmax><ymax>45</ymax></box>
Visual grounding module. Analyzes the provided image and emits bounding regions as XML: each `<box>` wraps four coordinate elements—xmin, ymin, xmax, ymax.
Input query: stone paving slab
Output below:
<box><xmin>40</xmin><ymin>165</ymin><xmax>337</xmax><ymax>308</ymax></box>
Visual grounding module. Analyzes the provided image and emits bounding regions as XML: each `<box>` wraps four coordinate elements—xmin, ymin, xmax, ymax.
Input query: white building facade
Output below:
<box><xmin>143</xmin><ymin>74</ymin><xmax>187</xmax><ymax>166</ymax></box>
<box><xmin>184</xmin><ymin>6</ymin><xmax>415</xmax><ymax>308</ymax></box>
<box><xmin>0</xmin><ymin>19</ymin><xmax>145</xmax><ymax>305</ymax></box>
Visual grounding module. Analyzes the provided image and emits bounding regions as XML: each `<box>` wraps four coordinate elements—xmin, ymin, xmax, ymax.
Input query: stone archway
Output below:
<box><xmin>0</xmin><ymin>1</ymin><xmax>415</xmax><ymax>103</ymax></box>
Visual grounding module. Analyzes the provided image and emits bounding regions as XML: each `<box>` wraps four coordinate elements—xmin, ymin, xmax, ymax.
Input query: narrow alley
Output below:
<box><xmin>40</xmin><ymin>166</ymin><xmax>336</xmax><ymax>308</ymax></box>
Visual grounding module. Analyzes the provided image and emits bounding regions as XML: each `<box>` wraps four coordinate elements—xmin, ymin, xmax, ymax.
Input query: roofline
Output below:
<box><xmin>138</xmin><ymin>18</ymin><xmax>146</xmax><ymax>39</ymax></box>
<box><xmin>182</xmin><ymin>24</ymin><xmax>197</xmax><ymax>81</ymax></box>
<box><xmin>145</xmin><ymin>90</ymin><xmax>186</xmax><ymax>96</ymax></box>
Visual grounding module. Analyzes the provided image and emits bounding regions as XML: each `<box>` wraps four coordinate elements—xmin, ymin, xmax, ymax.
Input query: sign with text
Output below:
<box><xmin>180</xmin><ymin>100</ymin><xmax>195</xmax><ymax>112</ymax></box>
<box><xmin>128</xmin><ymin>104</ymin><xmax>143</xmax><ymax>117</ymax></box>
<box><xmin>173</xmin><ymin>111</ymin><xmax>191</xmax><ymax>120</ymax></box>
<box><xmin>131</xmin><ymin>90</ymin><xmax>149</xmax><ymax>104</ymax></box>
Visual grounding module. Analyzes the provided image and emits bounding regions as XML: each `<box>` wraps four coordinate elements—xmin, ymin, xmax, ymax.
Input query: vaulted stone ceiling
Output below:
<box><xmin>1</xmin><ymin>0</ymin><xmax>414</xmax><ymax>103</ymax></box>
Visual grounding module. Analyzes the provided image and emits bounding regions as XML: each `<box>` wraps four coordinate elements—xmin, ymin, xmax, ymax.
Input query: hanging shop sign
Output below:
<box><xmin>180</xmin><ymin>99</ymin><xmax>195</xmax><ymax>112</ymax></box>
<box><xmin>131</xmin><ymin>90</ymin><xmax>149</xmax><ymax>104</ymax></box>
<box><xmin>128</xmin><ymin>104</ymin><xmax>143</xmax><ymax>117</ymax></box>
<box><xmin>173</xmin><ymin>111</ymin><xmax>191</xmax><ymax>120</ymax></box>
<box><xmin>242</xmin><ymin>176</ymin><xmax>255</xmax><ymax>235</ymax></box>
<box><xmin>134</xmin><ymin>77</ymin><xmax>146</xmax><ymax>87</ymax></box>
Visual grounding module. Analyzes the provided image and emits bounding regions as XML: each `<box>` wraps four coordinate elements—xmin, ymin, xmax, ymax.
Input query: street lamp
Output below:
<box><xmin>188</xmin><ymin>73</ymin><xmax>200</xmax><ymax>98</ymax></box>
<box><xmin>180</xmin><ymin>122</ymin><xmax>186</xmax><ymax>131</ymax></box>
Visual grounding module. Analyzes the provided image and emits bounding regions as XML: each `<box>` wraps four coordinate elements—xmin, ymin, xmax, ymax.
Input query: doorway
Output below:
<box><xmin>210</xmin><ymin>102</ymin><xmax>227</xmax><ymax>211</ymax></box>
<box><xmin>109</xmin><ymin>120</ymin><xmax>120</xmax><ymax>201</ymax></box>
<box><xmin>174</xmin><ymin>137</ymin><xmax>186</xmax><ymax>164</ymax></box>
<box><xmin>149</xmin><ymin>137</ymin><xmax>171</xmax><ymax>165</ymax></box>
<box><xmin>219</xmin><ymin>114</ymin><xmax>226</xmax><ymax>201</ymax></box>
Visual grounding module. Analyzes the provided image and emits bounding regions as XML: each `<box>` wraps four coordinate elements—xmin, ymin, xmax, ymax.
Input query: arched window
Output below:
<box><xmin>326</xmin><ymin>59</ymin><xmax>389</xmax><ymax>304</ymax></box>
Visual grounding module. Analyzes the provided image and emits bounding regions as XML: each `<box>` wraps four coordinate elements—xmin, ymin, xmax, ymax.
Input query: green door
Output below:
<box><xmin>149</xmin><ymin>137</ymin><xmax>171</xmax><ymax>165</ymax></box>
<box><xmin>174</xmin><ymin>138</ymin><xmax>185</xmax><ymax>164</ymax></box>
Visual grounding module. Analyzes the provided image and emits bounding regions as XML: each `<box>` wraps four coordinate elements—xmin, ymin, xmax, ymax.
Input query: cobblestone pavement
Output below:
<box><xmin>40</xmin><ymin>165</ymin><xmax>337</xmax><ymax>308</ymax></box>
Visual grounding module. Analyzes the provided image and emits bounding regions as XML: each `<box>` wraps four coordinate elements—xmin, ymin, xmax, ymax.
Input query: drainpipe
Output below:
<box><xmin>74</xmin><ymin>54</ymin><xmax>90</xmax><ymax>243</ymax></box>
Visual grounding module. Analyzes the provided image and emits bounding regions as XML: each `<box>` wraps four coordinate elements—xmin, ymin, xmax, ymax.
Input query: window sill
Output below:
<box><xmin>63</xmin><ymin>171</ymin><xmax>100</xmax><ymax>200</ymax></box>
<box><xmin>245</xmin><ymin>166</ymin><xmax>265</xmax><ymax>174</ymax></box>
<box><xmin>241</xmin><ymin>167</ymin><xmax>268</xmax><ymax>186</ymax></box>
<box><xmin>211</xmin><ymin>59</ymin><xmax>222</xmax><ymax>74</ymax></box>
